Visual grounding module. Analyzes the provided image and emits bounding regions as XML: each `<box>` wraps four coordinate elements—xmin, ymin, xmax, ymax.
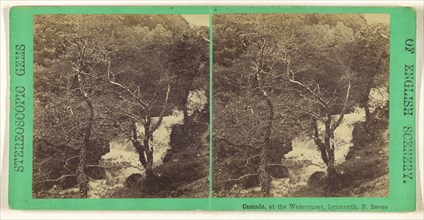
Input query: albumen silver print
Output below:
<box><xmin>32</xmin><ymin>14</ymin><xmax>210</xmax><ymax>198</ymax></box>
<box><xmin>212</xmin><ymin>13</ymin><xmax>390</xmax><ymax>198</ymax></box>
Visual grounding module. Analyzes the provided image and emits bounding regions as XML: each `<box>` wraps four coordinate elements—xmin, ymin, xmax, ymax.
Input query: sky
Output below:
<box><xmin>180</xmin><ymin>14</ymin><xmax>389</xmax><ymax>27</ymax></box>
<box><xmin>362</xmin><ymin>14</ymin><xmax>390</xmax><ymax>24</ymax></box>
<box><xmin>181</xmin><ymin>14</ymin><xmax>210</xmax><ymax>27</ymax></box>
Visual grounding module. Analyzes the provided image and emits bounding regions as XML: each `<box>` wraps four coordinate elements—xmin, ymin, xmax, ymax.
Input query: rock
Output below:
<box><xmin>137</xmin><ymin>173</ymin><xmax>173</xmax><ymax>194</ymax></box>
<box><xmin>169</xmin><ymin>124</ymin><xmax>190</xmax><ymax>149</ymax></box>
<box><xmin>307</xmin><ymin>171</ymin><xmax>326</xmax><ymax>186</ymax></box>
<box><xmin>351</xmin><ymin>122</ymin><xmax>373</xmax><ymax>148</ymax></box>
<box><xmin>241</xmin><ymin>174</ymin><xmax>259</xmax><ymax>188</ymax></box>
<box><xmin>345</xmin><ymin>147</ymin><xmax>357</xmax><ymax>160</ymax></box>
<box><xmin>124</xmin><ymin>174</ymin><xmax>144</xmax><ymax>188</ymax></box>
<box><xmin>59</xmin><ymin>175</ymin><xmax>78</xmax><ymax>189</ymax></box>
<box><xmin>85</xmin><ymin>166</ymin><xmax>106</xmax><ymax>180</ymax></box>
<box><xmin>325</xmin><ymin>170</ymin><xmax>354</xmax><ymax>192</ymax></box>
<box><xmin>339</xmin><ymin>171</ymin><xmax>354</xmax><ymax>187</ymax></box>
<box><xmin>266</xmin><ymin>165</ymin><xmax>289</xmax><ymax>178</ymax></box>
<box><xmin>268</xmin><ymin>138</ymin><xmax>292</xmax><ymax>162</ymax></box>
<box><xmin>86</xmin><ymin>138</ymin><xmax>110</xmax><ymax>163</ymax></box>
<box><xmin>155</xmin><ymin>160</ymin><xmax>205</xmax><ymax>183</ymax></box>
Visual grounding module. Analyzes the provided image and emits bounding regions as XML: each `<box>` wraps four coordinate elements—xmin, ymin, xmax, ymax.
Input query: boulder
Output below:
<box><xmin>351</xmin><ymin>122</ymin><xmax>372</xmax><ymax>148</ymax></box>
<box><xmin>124</xmin><ymin>173</ymin><xmax>144</xmax><ymax>188</ymax></box>
<box><xmin>325</xmin><ymin>170</ymin><xmax>355</xmax><ymax>192</ymax></box>
<box><xmin>266</xmin><ymin>165</ymin><xmax>289</xmax><ymax>178</ymax></box>
<box><xmin>59</xmin><ymin>175</ymin><xmax>78</xmax><ymax>189</ymax></box>
<box><xmin>307</xmin><ymin>171</ymin><xmax>326</xmax><ymax>186</ymax></box>
<box><xmin>155</xmin><ymin>160</ymin><xmax>206</xmax><ymax>183</ymax></box>
<box><xmin>345</xmin><ymin>147</ymin><xmax>358</xmax><ymax>160</ymax></box>
<box><xmin>169</xmin><ymin>124</ymin><xmax>190</xmax><ymax>150</ymax></box>
<box><xmin>241</xmin><ymin>174</ymin><xmax>259</xmax><ymax>188</ymax></box>
<box><xmin>85</xmin><ymin>166</ymin><xmax>106</xmax><ymax>180</ymax></box>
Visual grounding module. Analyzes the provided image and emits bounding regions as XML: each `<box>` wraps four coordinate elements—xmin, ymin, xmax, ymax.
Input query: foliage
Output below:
<box><xmin>213</xmin><ymin>14</ymin><xmax>389</xmax><ymax>196</ymax></box>
<box><xmin>33</xmin><ymin>14</ymin><xmax>209</xmax><ymax>197</ymax></box>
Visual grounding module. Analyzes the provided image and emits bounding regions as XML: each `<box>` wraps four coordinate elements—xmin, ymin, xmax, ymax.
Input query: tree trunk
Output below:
<box><xmin>143</xmin><ymin>137</ymin><xmax>154</xmax><ymax>178</ymax></box>
<box><xmin>311</xmin><ymin>119</ymin><xmax>329</xmax><ymax>166</ymax></box>
<box><xmin>181</xmin><ymin>89</ymin><xmax>191</xmax><ymax>127</ymax></box>
<box><xmin>76</xmin><ymin>77</ymin><xmax>93</xmax><ymax>199</ymax></box>
<box><xmin>364</xmin><ymin>104</ymin><xmax>371</xmax><ymax>125</ymax></box>
<box><xmin>76</xmin><ymin>146</ymin><xmax>89</xmax><ymax>198</ymax></box>
<box><xmin>362</xmin><ymin>85</ymin><xmax>371</xmax><ymax>125</ymax></box>
<box><xmin>143</xmin><ymin>117</ymin><xmax>155</xmax><ymax>178</ymax></box>
<box><xmin>182</xmin><ymin>102</ymin><xmax>189</xmax><ymax>126</ymax></box>
<box><xmin>323</xmin><ymin>115</ymin><xmax>336</xmax><ymax>174</ymax></box>
<box><xmin>134</xmin><ymin>141</ymin><xmax>147</xmax><ymax>168</ymax></box>
<box><xmin>259</xmin><ymin>97</ymin><xmax>274</xmax><ymax>196</ymax></box>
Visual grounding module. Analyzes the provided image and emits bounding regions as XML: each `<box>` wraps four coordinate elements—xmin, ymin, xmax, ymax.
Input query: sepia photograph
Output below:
<box><xmin>212</xmin><ymin>13</ymin><xmax>390</xmax><ymax>198</ymax></box>
<box><xmin>32</xmin><ymin>14</ymin><xmax>210</xmax><ymax>198</ymax></box>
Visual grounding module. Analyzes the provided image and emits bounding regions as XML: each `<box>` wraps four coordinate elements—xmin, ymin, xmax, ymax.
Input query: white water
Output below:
<box><xmin>268</xmin><ymin>87</ymin><xmax>389</xmax><ymax>195</ymax></box>
<box><xmin>87</xmin><ymin>89</ymin><xmax>207</xmax><ymax>198</ymax></box>
<box><xmin>282</xmin><ymin>108</ymin><xmax>366</xmax><ymax>186</ymax></box>
<box><xmin>87</xmin><ymin>112</ymin><xmax>184</xmax><ymax>198</ymax></box>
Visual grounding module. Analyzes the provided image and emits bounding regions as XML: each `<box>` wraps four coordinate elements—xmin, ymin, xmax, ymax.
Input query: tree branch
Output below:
<box><xmin>108</xmin><ymin>80</ymin><xmax>148</xmax><ymax>108</ymax></box>
<box><xmin>331</xmin><ymin>81</ymin><xmax>351</xmax><ymax>131</ymax></box>
<box><xmin>288</xmin><ymin>75</ymin><xmax>327</xmax><ymax>107</ymax></box>
<box><xmin>214</xmin><ymin>136</ymin><xmax>258</xmax><ymax>151</ymax></box>
<box><xmin>151</xmin><ymin>77</ymin><xmax>171</xmax><ymax>133</ymax></box>
<box><xmin>293</xmin><ymin>106</ymin><xmax>325</xmax><ymax>123</ymax></box>
<box><xmin>243</xmin><ymin>154</ymin><xmax>260</xmax><ymax>167</ymax></box>
<box><xmin>37</xmin><ymin>174</ymin><xmax>77</xmax><ymax>184</ymax></box>
<box><xmin>220</xmin><ymin>173</ymin><xmax>258</xmax><ymax>183</ymax></box>
<box><xmin>63</xmin><ymin>155</ymin><xmax>79</xmax><ymax>171</ymax></box>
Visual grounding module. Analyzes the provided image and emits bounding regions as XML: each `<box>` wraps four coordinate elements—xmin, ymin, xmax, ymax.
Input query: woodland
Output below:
<box><xmin>33</xmin><ymin>14</ymin><xmax>210</xmax><ymax>198</ymax></box>
<box><xmin>212</xmin><ymin>14</ymin><xmax>390</xmax><ymax>197</ymax></box>
<box><xmin>32</xmin><ymin>13</ymin><xmax>390</xmax><ymax>199</ymax></box>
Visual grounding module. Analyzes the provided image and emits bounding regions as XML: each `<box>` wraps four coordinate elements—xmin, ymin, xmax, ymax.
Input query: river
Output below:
<box><xmin>87</xmin><ymin>89</ymin><xmax>207</xmax><ymax>198</ymax></box>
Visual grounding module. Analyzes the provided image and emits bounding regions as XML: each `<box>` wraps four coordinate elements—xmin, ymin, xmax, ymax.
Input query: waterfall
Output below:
<box><xmin>87</xmin><ymin>89</ymin><xmax>207</xmax><ymax>198</ymax></box>
<box><xmin>281</xmin><ymin>108</ymin><xmax>366</xmax><ymax>186</ymax></box>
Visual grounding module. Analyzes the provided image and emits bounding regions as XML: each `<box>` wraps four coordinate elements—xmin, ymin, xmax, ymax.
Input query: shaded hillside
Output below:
<box><xmin>290</xmin><ymin>106</ymin><xmax>389</xmax><ymax>197</ymax></box>
<box><xmin>111</xmin><ymin>111</ymin><xmax>210</xmax><ymax>198</ymax></box>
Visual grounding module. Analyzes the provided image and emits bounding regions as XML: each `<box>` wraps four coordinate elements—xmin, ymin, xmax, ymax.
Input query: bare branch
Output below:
<box><xmin>214</xmin><ymin>136</ymin><xmax>258</xmax><ymax>151</ymax></box>
<box><xmin>220</xmin><ymin>173</ymin><xmax>258</xmax><ymax>183</ymax></box>
<box><xmin>151</xmin><ymin>75</ymin><xmax>171</xmax><ymax>133</ymax></box>
<box><xmin>63</xmin><ymin>156</ymin><xmax>79</xmax><ymax>171</ymax></box>
<box><xmin>243</xmin><ymin>154</ymin><xmax>260</xmax><ymax>167</ymax></box>
<box><xmin>293</xmin><ymin>106</ymin><xmax>325</xmax><ymax>123</ymax></box>
<box><xmin>111</xmin><ymin>107</ymin><xmax>144</xmax><ymax>123</ymax></box>
<box><xmin>288</xmin><ymin>73</ymin><xmax>327</xmax><ymax>107</ymax></box>
<box><xmin>147</xmin><ymin>92</ymin><xmax>158</xmax><ymax>108</ymax></box>
<box><xmin>108</xmin><ymin>80</ymin><xmax>148</xmax><ymax>108</ymax></box>
<box><xmin>331</xmin><ymin>81</ymin><xmax>351</xmax><ymax>131</ymax></box>
<box><xmin>36</xmin><ymin>174</ymin><xmax>77</xmax><ymax>184</ymax></box>
<box><xmin>327</xmin><ymin>89</ymin><xmax>338</xmax><ymax>105</ymax></box>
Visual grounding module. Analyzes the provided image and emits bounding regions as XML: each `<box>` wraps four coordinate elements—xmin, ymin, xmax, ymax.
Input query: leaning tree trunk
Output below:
<box><xmin>143</xmin><ymin>131</ymin><xmax>154</xmax><ymax>178</ymax></box>
<box><xmin>364</xmin><ymin>103</ymin><xmax>371</xmax><ymax>125</ymax></box>
<box><xmin>253</xmin><ymin>44</ymin><xmax>273</xmax><ymax>196</ymax></box>
<box><xmin>323</xmin><ymin>116</ymin><xmax>336</xmax><ymax>174</ymax></box>
<box><xmin>324</xmin><ymin>130</ymin><xmax>336</xmax><ymax>175</ymax></box>
<box><xmin>259</xmin><ymin>96</ymin><xmax>274</xmax><ymax>196</ymax></box>
<box><xmin>311</xmin><ymin>119</ymin><xmax>329</xmax><ymax>166</ymax></box>
<box><xmin>181</xmin><ymin>88</ymin><xmax>191</xmax><ymax>127</ymax></box>
<box><xmin>130</xmin><ymin>119</ymin><xmax>155</xmax><ymax>178</ymax></box>
<box><xmin>75</xmin><ymin>71</ymin><xmax>93</xmax><ymax>198</ymax></box>
<box><xmin>129</xmin><ymin>82</ymin><xmax>170</xmax><ymax>180</ymax></box>
<box><xmin>362</xmin><ymin>85</ymin><xmax>372</xmax><ymax>125</ymax></box>
<box><xmin>130</xmin><ymin>121</ymin><xmax>148</xmax><ymax>169</ymax></box>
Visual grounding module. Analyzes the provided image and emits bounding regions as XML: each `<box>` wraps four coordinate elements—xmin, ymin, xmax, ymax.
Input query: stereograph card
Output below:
<box><xmin>7</xmin><ymin>6</ymin><xmax>417</xmax><ymax>211</ymax></box>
